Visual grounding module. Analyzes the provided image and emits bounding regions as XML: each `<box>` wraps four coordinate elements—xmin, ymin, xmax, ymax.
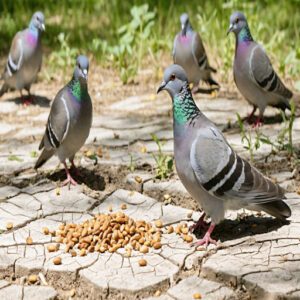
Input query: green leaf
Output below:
<box><xmin>8</xmin><ymin>155</ymin><xmax>23</xmax><ymax>162</ymax></box>
<box><xmin>30</xmin><ymin>151</ymin><xmax>38</xmax><ymax>158</ymax></box>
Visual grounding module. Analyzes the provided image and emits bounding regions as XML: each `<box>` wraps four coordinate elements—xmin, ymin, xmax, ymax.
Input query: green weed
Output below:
<box><xmin>108</xmin><ymin>4</ymin><xmax>156</xmax><ymax>83</ymax></box>
<box><xmin>237</xmin><ymin>101</ymin><xmax>296</xmax><ymax>160</ymax></box>
<box><xmin>236</xmin><ymin>113</ymin><xmax>261</xmax><ymax>161</ymax></box>
<box><xmin>8</xmin><ymin>155</ymin><xmax>23</xmax><ymax>162</ymax></box>
<box><xmin>46</xmin><ymin>33</ymin><xmax>78</xmax><ymax>79</ymax></box>
<box><xmin>151</xmin><ymin>134</ymin><xmax>173</xmax><ymax>179</ymax></box>
<box><xmin>128</xmin><ymin>153</ymin><xmax>136</xmax><ymax>173</ymax></box>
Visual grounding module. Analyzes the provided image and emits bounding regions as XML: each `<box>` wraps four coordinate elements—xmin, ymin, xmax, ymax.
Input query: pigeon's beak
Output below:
<box><xmin>41</xmin><ymin>23</ymin><xmax>45</xmax><ymax>31</ymax></box>
<box><xmin>82</xmin><ymin>69</ymin><xmax>88</xmax><ymax>79</ymax></box>
<box><xmin>157</xmin><ymin>81</ymin><xmax>166</xmax><ymax>94</ymax></box>
<box><xmin>227</xmin><ymin>24</ymin><xmax>233</xmax><ymax>35</ymax></box>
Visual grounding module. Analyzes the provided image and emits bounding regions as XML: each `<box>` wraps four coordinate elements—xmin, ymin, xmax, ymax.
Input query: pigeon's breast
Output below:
<box><xmin>174</xmin><ymin>36</ymin><xmax>201</xmax><ymax>84</ymax></box>
<box><xmin>234</xmin><ymin>43</ymin><xmax>265</xmax><ymax>107</ymax></box>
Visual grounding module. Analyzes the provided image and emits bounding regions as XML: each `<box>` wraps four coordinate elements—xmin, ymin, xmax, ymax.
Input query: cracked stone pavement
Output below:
<box><xmin>1</xmin><ymin>88</ymin><xmax>300</xmax><ymax>299</ymax></box>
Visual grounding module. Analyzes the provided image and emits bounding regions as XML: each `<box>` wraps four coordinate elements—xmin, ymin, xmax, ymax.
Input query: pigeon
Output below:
<box><xmin>157</xmin><ymin>64</ymin><xmax>291</xmax><ymax>246</ymax></box>
<box><xmin>228</xmin><ymin>12</ymin><xmax>293</xmax><ymax>125</ymax></box>
<box><xmin>173</xmin><ymin>13</ymin><xmax>219</xmax><ymax>93</ymax></box>
<box><xmin>0</xmin><ymin>11</ymin><xmax>45</xmax><ymax>105</ymax></box>
<box><xmin>35</xmin><ymin>55</ymin><xmax>93</xmax><ymax>186</ymax></box>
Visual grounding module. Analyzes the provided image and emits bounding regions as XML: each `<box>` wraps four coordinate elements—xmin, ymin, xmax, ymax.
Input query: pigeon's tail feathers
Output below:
<box><xmin>272</xmin><ymin>99</ymin><xmax>291</xmax><ymax>111</ymax></box>
<box><xmin>258</xmin><ymin>200</ymin><xmax>291</xmax><ymax>220</ymax></box>
<box><xmin>208</xmin><ymin>66</ymin><xmax>217</xmax><ymax>73</ymax></box>
<box><xmin>206</xmin><ymin>77</ymin><xmax>220</xmax><ymax>87</ymax></box>
<box><xmin>38</xmin><ymin>138</ymin><xmax>44</xmax><ymax>150</ymax></box>
<box><xmin>34</xmin><ymin>148</ymin><xmax>55</xmax><ymax>169</ymax></box>
<box><xmin>0</xmin><ymin>83</ymin><xmax>8</xmax><ymax>98</ymax></box>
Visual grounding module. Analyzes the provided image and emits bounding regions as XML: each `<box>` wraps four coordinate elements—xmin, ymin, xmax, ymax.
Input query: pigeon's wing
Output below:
<box><xmin>191</xmin><ymin>32</ymin><xmax>215</xmax><ymax>72</ymax></box>
<box><xmin>249</xmin><ymin>44</ymin><xmax>292</xmax><ymax>99</ymax></box>
<box><xmin>39</xmin><ymin>88</ymin><xmax>71</xmax><ymax>151</ymax></box>
<box><xmin>4</xmin><ymin>32</ymin><xmax>25</xmax><ymax>78</ymax></box>
<box><xmin>190</xmin><ymin>126</ymin><xmax>285</xmax><ymax>205</ymax></box>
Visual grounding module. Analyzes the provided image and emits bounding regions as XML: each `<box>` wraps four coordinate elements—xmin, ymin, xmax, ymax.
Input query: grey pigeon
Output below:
<box><xmin>35</xmin><ymin>55</ymin><xmax>93</xmax><ymax>186</ymax></box>
<box><xmin>0</xmin><ymin>11</ymin><xmax>45</xmax><ymax>104</ymax></box>
<box><xmin>228</xmin><ymin>12</ymin><xmax>293</xmax><ymax>125</ymax></box>
<box><xmin>157</xmin><ymin>64</ymin><xmax>291</xmax><ymax>246</ymax></box>
<box><xmin>173</xmin><ymin>13</ymin><xmax>219</xmax><ymax>93</ymax></box>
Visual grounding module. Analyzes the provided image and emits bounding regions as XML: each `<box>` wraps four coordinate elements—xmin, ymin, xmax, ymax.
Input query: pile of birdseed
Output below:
<box><xmin>43</xmin><ymin>211</ymin><xmax>194</xmax><ymax>265</ymax></box>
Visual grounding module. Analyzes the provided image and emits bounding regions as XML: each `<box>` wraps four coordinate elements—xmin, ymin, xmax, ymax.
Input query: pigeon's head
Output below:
<box><xmin>180</xmin><ymin>13</ymin><xmax>190</xmax><ymax>36</ymax></box>
<box><xmin>30</xmin><ymin>11</ymin><xmax>45</xmax><ymax>32</ymax></box>
<box><xmin>227</xmin><ymin>11</ymin><xmax>247</xmax><ymax>35</ymax></box>
<box><xmin>74</xmin><ymin>55</ymin><xmax>89</xmax><ymax>82</ymax></box>
<box><xmin>157</xmin><ymin>64</ymin><xmax>188</xmax><ymax>98</ymax></box>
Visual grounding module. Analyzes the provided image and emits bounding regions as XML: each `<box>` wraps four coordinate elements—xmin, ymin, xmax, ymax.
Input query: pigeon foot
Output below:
<box><xmin>191</xmin><ymin>223</ymin><xmax>217</xmax><ymax>248</ymax></box>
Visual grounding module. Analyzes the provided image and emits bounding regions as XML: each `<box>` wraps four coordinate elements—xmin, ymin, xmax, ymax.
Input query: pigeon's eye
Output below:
<box><xmin>235</xmin><ymin>18</ymin><xmax>239</xmax><ymax>23</ymax></box>
<box><xmin>170</xmin><ymin>74</ymin><xmax>176</xmax><ymax>81</ymax></box>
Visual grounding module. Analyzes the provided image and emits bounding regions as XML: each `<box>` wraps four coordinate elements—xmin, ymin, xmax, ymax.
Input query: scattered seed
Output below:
<box><xmin>153</xmin><ymin>242</ymin><xmax>162</xmax><ymax>249</ymax></box>
<box><xmin>28</xmin><ymin>274</ymin><xmax>38</xmax><ymax>284</ymax></box>
<box><xmin>55</xmin><ymin>187</ymin><xmax>60</xmax><ymax>196</ymax></box>
<box><xmin>140</xmin><ymin>145</ymin><xmax>147</xmax><ymax>153</ymax></box>
<box><xmin>140</xmin><ymin>245</ymin><xmax>149</xmax><ymax>253</ymax></box>
<box><xmin>108</xmin><ymin>205</ymin><xmax>113</xmax><ymax>212</ymax></box>
<box><xmin>167</xmin><ymin>226</ymin><xmax>174</xmax><ymax>234</ymax></box>
<box><xmin>47</xmin><ymin>244</ymin><xmax>57</xmax><ymax>252</ymax></box>
<box><xmin>134</xmin><ymin>176</ymin><xmax>142</xmax><ymax>183</ymax></box>
<box><xmin>138</xmin><ymin>258</ymin><xmax>147</xmax><ymax>267</ymax></box>
<box><xmin>154</xmin><ymin>290</ymin><xmax>161</xmax><ymax>297</ymax></box>
<box><xmin>53</xmin><ymin>257</ymin><xmax>62</xmax><ymax>265</ymax></box>
<box><xmin>120</xmin><ymin>203</ymin><xmax>127</xmax><ymax>210</ymax></box>
<box><xmin>187</xmin><ymin>211</ymin><xmax>193</xmax><ymax>218</ymax></box>
<box><xmin>163</xmin><ymin>194</ymin><xmax>171</xmax><ymax>200</ymax></box>
<box><xmin>181</xmin><ymin>227</ymin><xmax>188</xmax><ymax>234</ymax></box>
<box><xmin>42</xmin><ymin>227</ymin><xmax>49</xmax><ymax>235</ymax></box>
<box><xmin>80</xmin><ymin>249</ymin><xmax>86</xmax><ymax>256</ymax></box>
<box><xmin>183</xmin><ymin>235</ymin><xmax>193</xmax><ymax>243</ymax></box>
<box><xmin>6</xmin><ymin>222</ymin><xmax>13</xmax><ymax>230</ymax></box>
<box><xmin>154</xmin><ymin>220</ymin><xmax>163</xmax><ymax>228</ymax></box>
<box><xmin>26</xmin><ymin>236</ymin><xmax>33</xmax><ymax>245</ymax></box>
<box><xmin>69</xmin><ymin>288</ymin><xmax>76</xmax><ymax>297</ymax></box>
<box><xmin>70</xmin><ymin>250</ymin><xmax>77</xmax><ymax>257</ymax></box>
<box><xmin>193</xmin><ymin>293</ymin><xmax>202</xmax><ymax>299</ymax></box>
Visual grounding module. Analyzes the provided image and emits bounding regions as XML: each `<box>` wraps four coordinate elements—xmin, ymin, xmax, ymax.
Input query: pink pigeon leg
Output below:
<box><xmin>70</xmin><ymin>159</ymin><xmax>80</xmax><ymax>176</ymax></box>
<box><xmin>20</xmin><ymin>90</ymin><xmax>33</xmax><ymax>106</ymax></box>
<box><xmin>246</xmin><ymin>106</ymin><xmax>257</xmax><ymax>123</ymax></box>
<box><xmin>189</xmin><ymin>212</ymin><xmax>209</xmax><ymax>233</ymax></box>
<box><xmin>252</xmin><ymin>116</ymin><xmax>264</xmax><ymax>128</ymax></box>
<box><xmin>191</xmin><ymin>223</ymin><xmax>217</xmax><ymax>248</ymax></box>
<box><xmin>62</xmin><ymin>162</ymin><xmax>78</xmax><ymax>187</ymax></box>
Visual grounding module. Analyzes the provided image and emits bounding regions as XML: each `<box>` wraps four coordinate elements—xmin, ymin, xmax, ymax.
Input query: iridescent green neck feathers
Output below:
<box><xmin>173</xmin><ymin>84</ymin><xmax>200</xmax><ymax>124</ymax></box>
<box><xmin>68</xmin><ymin>78</ymin><xmax>88</xmax><ymax>101</ymax></box>
<box><xmin>238</xmin><ymin>26</ymin><xmax>253</xmax><ymax>43</ymax></box>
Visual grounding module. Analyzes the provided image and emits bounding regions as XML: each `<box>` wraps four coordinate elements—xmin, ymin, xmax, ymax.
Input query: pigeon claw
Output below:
<box><xmin>190</xmin><ymin>223</ymin><xmax>217</xmax><ymax>249</ymax></box>
<box><xmin>21</xmin><ymin>96</ymin><xmax>34</xmax><ymax>106</ymax></box>
<box><xmin>62</xmin><ymin>174</ymin><xmax>78</xmax><ymax>188</ymax></box>
<box><xmin>252</xmin><ymin>117</ymin><xmax>263</xmax><ymax>128</ymax></box>
<box><xmin>191</xmin><ymin>235</ymin><xmax>217</xmax><ymax>248</ymax></box>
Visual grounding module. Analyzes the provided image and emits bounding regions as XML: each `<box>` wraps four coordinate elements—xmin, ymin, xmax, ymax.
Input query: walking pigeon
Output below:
<box><xmin>157</xmin><ymin>64</ymin><xmax>291</xmax><ymax>246</ymax></box>
<box><xmin>228</xmin><ymin>12</ymin><xmax>293</xmax><ymax>125</ymax></box>
<box><xmin>35</xmin><ymin>55</ymin><xmax>93</xmax><ymax>186</ymax></box>
<box><xmin>0</xmin><ymin>11</ymin><xmax>45</xmax><ymax>105</ymax></box>
<box><xmin>173</xmin><ymin>13</ymin><xmax>219</xmax><ymax>93</ymax></box>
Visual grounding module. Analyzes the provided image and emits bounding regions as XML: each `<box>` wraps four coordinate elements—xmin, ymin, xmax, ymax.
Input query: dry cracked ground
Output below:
<box><xmin>1</xmin><ymin>74</ymin><xmax>300</xmax><ymax>300</ymax></box>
